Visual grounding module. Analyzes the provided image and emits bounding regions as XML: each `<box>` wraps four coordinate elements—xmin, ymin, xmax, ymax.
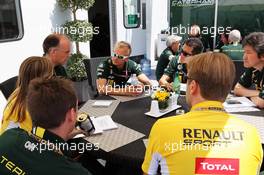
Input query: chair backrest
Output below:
<box><xmin>233</xmin><ymin>60</ymin><xmax>245</xmax><ymax>89</ymax></box>
<box><xmin>84</xmin><ymin>57</ymin><xmax>108</xmax><ymax>90</ymax></box>
<box><xmin>83</xmin><ymin>57</ymin><xmax>108</xmax><ymax>98</ymax></box>
<box><xmin>0</xmin><ymin>76</ymin><xmax>18</xmax><ymax>100</ymax></box>
<box><xmin>83</xmin><ymin>59</ymin><xmax>93</xmax><ymax>90</ymax></box>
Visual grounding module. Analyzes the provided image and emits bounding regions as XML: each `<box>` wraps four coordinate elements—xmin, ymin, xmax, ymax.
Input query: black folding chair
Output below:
<box><xmin>83</xmin><ymin>59</ymin><xmax>94</xmax><ymax>91</ymax></box>
<box><xmin>0</xmin><ymin>76</ymin><xmax>18</xmax><ymax>100</ymax></box>
<box><xmin>83</xmin><ymin>59</ymin><xmax>99</xmax><ymax>98</ymax></box>
<box><xmin>83</xmin><ymin>57</ymin><xmax>108</xmax><ymax>98</ymax></box>
<box><xmin>233</xmin><ymin>61</ymin><xmax>245</xmax><ymax>89</ymax></box>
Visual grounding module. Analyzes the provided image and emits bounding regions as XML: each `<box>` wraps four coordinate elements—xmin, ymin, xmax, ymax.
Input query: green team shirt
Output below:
<box><xmin>156</xmin><ymin>47</ymin><xmax>176</xmax><ymax>81</ymax></box>
<box><xmin>221</xmin><ymin>44</ymin><xmax>244</xmax><ymax>61</ymax></box>
<box><xmin>0</xmin><ymin>128</ymin><xmax>92</xmax><ymax>175</ymax></box>
<box><xmin>238</xmin><ymin>67</ymin><xmax>264</xmax><ymax>99</ymax></box>
<box><xmin>97</xmin><ymin>57</ymin><xmax>142</xmax><ymax>87</ymax></box>
<box><xmin>163</xmin><ymin>56</ymin><xmax>187</xmax><ymax>83</ymax></box>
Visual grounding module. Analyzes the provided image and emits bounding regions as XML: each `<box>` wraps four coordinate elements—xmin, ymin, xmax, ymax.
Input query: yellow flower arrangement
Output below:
<box><xmin>151</xmin><ymin>89</ymin><xmax>170</xmax><ymax>102</ymax></box>
<box><xmin>151</xmin><ymin>89</ymin><xmax>170</xmax><ymax>110</ymax></box>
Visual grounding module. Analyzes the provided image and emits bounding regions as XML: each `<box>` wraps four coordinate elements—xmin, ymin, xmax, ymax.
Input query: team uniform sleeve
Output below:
<box><xmin>238</xmin><ymin>68</ymin><xmax>253</xmax><ymax>88</ymax></box>
<box><xmin>130</xmin><ymin>61</ymin><xmax>143</xmax><ymax>76</ymax></box>
<box><xmin>96</xmin><ymin>60</ymin><xmax>110</xmax><ymax>79</ymax></box>
<box><xmin>248</xmin><ymin>127</ymin><xmax>263</xmax><ymax>173</ymax></box>
<box><xmin>258</xmin><ymin>75</ymin><xmax>264</xmax><ymax>99</ymax></box>
<box><xmin>164</xmin><ymin>56</ymin><xmax>178</xmax><ymax>79</ymax></box>
<box><xmin>142</xmin><ymin>122</ymin><xmax>161</xmax><ymax>175</ymax></box>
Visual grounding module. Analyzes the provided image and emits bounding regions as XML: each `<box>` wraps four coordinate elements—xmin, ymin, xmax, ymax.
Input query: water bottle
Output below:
<box><xmin>130</xmin><ymin>74</ymin><xmax>138</xmax><ymax>85</ymax></box>
<box><xmin>173</xmin><ymin>73</ymin><xmax>181</xmax><ymax>94</ymax></box>
<box><xmin>141</xmin><ymin>55</ymin><xmax>151</xmax><ymax>76</ymax></box>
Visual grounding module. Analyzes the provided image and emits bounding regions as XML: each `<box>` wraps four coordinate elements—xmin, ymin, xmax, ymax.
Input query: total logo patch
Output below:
<box><xmin>195</xmin><ymin>157</ymin><xmax>239</xmax><ymax>174</ymax></box>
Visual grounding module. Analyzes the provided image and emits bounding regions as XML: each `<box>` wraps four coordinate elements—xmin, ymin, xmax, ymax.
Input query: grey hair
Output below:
<box><xmin>229</xmin><ymin>30</ymin><xmax>241</xmax><ymax>43</ymax></box>
<box><xmin>166</xmin><ymin>35</ymin><xmax>182</xmax><ymax>47</ymax></box>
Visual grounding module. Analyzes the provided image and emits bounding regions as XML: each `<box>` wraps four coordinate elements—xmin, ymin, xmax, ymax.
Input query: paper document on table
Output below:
<box><xmin>75</xmin><ymin>115</ymin><xmax>118</xmax><ymax>135</ymax></box>
<box><xmin>225</xmin><ymin>107</ymin><xmax>260</xmax><ymax>113</ymax></box>
<box><xmin>91</xmin><ymin>115</ymin><xmax>118</xmax><ymax>131</ymax></box>
<box><xmin>92</xmin><ymin>100</ymin><xmax>113</xmax><ymax>107</ymax></box>
<box><xmin>232</xmin><ymin>114</ymin><xmax>264</xmax><ymax>143</ymax></box>
<box><xmin>223</xmin><ymin>96</ymin><xmax>256</xmax><ymax>108</ymax></box>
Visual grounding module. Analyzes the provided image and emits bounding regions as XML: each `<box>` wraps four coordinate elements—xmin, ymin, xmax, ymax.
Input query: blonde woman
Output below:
<box><xmin>0</xmin><ymin>56</ymin><xmax>53</xmax><ymax>134</ymax></box>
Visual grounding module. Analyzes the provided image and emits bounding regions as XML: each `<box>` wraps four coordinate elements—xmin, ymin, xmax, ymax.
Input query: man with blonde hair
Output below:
<box><xmin>143</xmin><ymin>52</ymin><xmax>263</xmax><ymax>174</ymax></box>
<box><xmin>97</xmin><ymin>41</ymin><xmax>151</xmax><ymax>96</ymax></box>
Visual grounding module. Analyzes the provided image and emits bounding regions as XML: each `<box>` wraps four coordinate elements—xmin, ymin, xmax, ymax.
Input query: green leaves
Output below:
<box><xmin>57</xmin><ymin>0</ymin><xmax>95</xmax><ymax>11</ymax></box>
<box><xmin>57</xmin><ymin>0</ymin><xmax>95</xmax><ymax>81</ymax></box>
<box><xmin>62</xmin><ymin>20</ymin><xmax>93</xmax><ymax>42</ymax></box>
<box><xmin>66</xmin><ymin>53</ymin><xmax>88</xmax><ymax>82</ymax></box>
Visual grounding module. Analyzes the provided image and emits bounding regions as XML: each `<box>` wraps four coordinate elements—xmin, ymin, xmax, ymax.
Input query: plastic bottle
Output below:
<box><xmin>141</xmin><ymin>55</ymin><xmax>151</xmax><ymax>76</ymax></box>
<box><xmin>130</xmin><ymin>74</ymin><xmax>138</xmax><ymax>85</ymax></box>
<box><xmin>172</xmin><ymin>73</ymin><xmax>181</xmax><ymax>94</ymax></box>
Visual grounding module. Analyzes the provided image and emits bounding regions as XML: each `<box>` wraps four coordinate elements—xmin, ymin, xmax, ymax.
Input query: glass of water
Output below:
<box><xmin>175</xmin><ymin>109</ymin><xmax>185</xmax><ymax>115</ymax></box>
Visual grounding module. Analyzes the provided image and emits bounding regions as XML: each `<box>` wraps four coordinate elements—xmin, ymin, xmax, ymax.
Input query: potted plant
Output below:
<box><xmin>57</xmin><ymin>0</ymin><xmax>95</xmax><ymax>101</ymax></box>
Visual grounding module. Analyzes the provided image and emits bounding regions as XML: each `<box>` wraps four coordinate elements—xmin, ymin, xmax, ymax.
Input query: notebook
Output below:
<box><xmin>90</xmin><ymin>115</ymin><xmax>118</xmax><ymax>134</ymax></box>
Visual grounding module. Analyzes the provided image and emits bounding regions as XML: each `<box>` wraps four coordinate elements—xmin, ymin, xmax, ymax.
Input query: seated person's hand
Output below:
<box><xmin>165</xmin><ymin>82</ymin><xmax>173</xmax><ymax>92</ymax></box>
<box><xmin>250</xmin><ymin>96</ymin><xmax>264</xmax><ymax>108</ymax></box>
<box><xmin>66</xmin><ymin>128</ymin><xmax>88</xmax><ymax>140</ymax></box>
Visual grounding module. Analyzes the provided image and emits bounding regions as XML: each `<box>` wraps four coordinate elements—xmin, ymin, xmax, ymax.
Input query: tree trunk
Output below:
<box><xmin>72</xmin><ymin>9</ymin><xmax>80</xmax><ymax>54</ymax></box>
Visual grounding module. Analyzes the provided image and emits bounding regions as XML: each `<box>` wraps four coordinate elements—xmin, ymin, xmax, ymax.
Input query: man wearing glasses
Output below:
<box><xmin>96</xmin><ymin>41</ymin><xmax>151</xmax><ymax>96</ymax></box>
<box><xmin>143</xmin><ymin>52</ymin><xmax>263</xmax><ymax>174</ymax></box>
<box><xmin>43</xmin><ymin>33</ymin><xmax>71</xmax><ymax>78</ymax></box>
<box><xmin>159</xmin><ymin>38</ymin><xmax>204</xmax><ymax>91</ymax></box>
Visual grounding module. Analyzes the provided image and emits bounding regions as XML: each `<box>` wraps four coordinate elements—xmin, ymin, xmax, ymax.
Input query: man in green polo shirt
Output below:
<box><xmin>155</xmin><ymin>35</ymin><xmax>182</xmax><ymax>81</ymax></box>
<box><xmin>221</xmin><ymin>29</ymin><xmax>244</xmax><ymax>61</ymax></box>
<box><xmin>96</xmin><ymin>41</ymin><xmax>151</xmax><ymax>96</ymax></box>
<box><xmin>159</xmin><ymin>38</ymin><xmax>204</xmax><ymax>91</ymax></box>
<box><xmin>0</xmin><ymin>77</ymin><xmax>92</xmax><ymax>175</ymax></box>
<box><xmin>234</xmin><ymin>32</ymin><xmax>264</xmax><ymax>108</ymax></box>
